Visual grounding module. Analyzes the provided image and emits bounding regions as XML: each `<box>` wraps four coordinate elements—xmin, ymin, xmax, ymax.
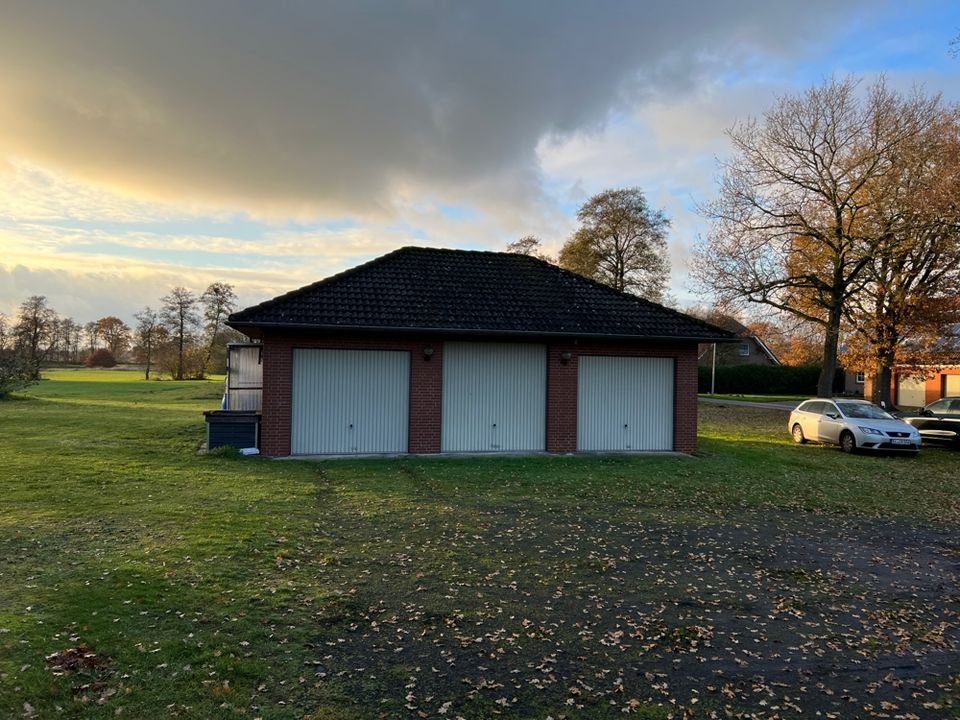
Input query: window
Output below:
<box><xmin>855</xmin><ymin>372</ymin><xmax>865</xmax><ymax>384</ymax></box>
<box><xmin>738</xmin><ymin>342</ymin><xmax>750</xmax><ymax>357</ymax></box>
<box><xmin>836</xmin><ymin>401</ymin><xmax>891</xmax><ymax>419</ymax></box>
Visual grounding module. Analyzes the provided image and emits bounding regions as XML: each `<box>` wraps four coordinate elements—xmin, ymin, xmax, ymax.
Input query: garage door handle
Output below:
<box><xmin>492</xmin><ymin>423</ymin><xmax>497</xmax><ymax>428</ymax></box>
<box><xmin>348</xmin><ymin>423</ymin><xmax>354</xmax><ymax>429</ymax></box>
<box><xmin>624</xmin><ymin>424</ymin><xmax>628</xmax><ymax>429</ymax></box>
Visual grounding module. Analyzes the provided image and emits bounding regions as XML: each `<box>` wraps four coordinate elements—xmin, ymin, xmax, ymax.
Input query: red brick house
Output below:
<box><xmin>865</xmin><ymin>366</ymin><xmax>960</xmax><ymax>408</ymax></box>
<box><xmin>227</xmin><ymin>247</ymin><xmax>732</xmax><ymax>456</ymax></box>
<box><xmin>860</xmin><ymin>326</ymin><xmax>960</xmax><ymax>407</ymax></box>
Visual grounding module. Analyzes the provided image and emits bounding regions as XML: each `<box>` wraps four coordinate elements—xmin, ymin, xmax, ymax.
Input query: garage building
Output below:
<box><xmin>227</xmin><ymin>246</ymin><xmax>732</xmax><ymax>456</ymax></box>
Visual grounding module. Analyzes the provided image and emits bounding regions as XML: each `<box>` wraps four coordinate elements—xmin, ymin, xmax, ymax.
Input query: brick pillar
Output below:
<box><xmin>260</xmin><ymin>337</ymin><xmax>292</xmax><ymax>457</ymax></box>
<box><xmin>546</xmin><ymin>344</ymin><xmax>578</xmax><ymax>452</ymax></box>
<box><xmin>409</xmin><ymin>342</ymin><xmax>442</xmax><ymax>453</ymax></box>
<box><xmin>673</xmin><ymin>346</ymin><xmax>698</xmax><ymax>453</ymax></box>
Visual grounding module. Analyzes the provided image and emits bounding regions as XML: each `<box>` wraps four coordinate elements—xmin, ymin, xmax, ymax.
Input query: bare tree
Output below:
<box><xmin>160</xmin><ymin>287</ymin><xmax>200</xmax><ymax>380</ymax></box>
<box><xmin>83</xmin><ymin>321</ymin><xmax>99</xmax><ymax>356</ymax></box>
<box><xmin>48</xmin><ymin>316</ymin><xmax>67</xmax><ymax>363</ymax></box>
<box><xmin>70</xmin><ymin>322</ymin><xmax>84</xmax><ymax>363</ymax></box>
<box><xmin>200</xmin><ymin>282</ymin><xmax>237</xmax><ymax>375</ymax></box>
<box><xmin>0</xmin><ymin>312</ymin><xmax>8</xmax><ymax>351</ymax></box>
<box><xmin>506</xmin><ymin>235</ymin><xmax>553</xmax><ymax>262</ymax></box>
<box><xmin>57</xmin><ymin>318</ymin><xmax>77</xmax><ymax>363</ymax></box>
<box><xmin>693</xmin><ymin>76</ymin><xmax>943</xmax><ymax>396</ymax></box>
<box><xmin>133</xmin><ymin>307</ymin><xmax>164</xmax><ymax>380</ymax></box>
<box><xmin>558</xmin><ymin>188</ymin><xmax>670</xmax><ymax>300</ymax></box>
<box><xmin>13</xmin><ymin>295</ymin><xmax>58</xmax><ymax>379</ymax></box>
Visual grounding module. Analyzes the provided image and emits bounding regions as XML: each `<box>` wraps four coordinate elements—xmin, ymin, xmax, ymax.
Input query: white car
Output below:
<box><xmin>788</xmin><ymin>398</ymin><xmax>921</xmax><ymax>454</ymax></box>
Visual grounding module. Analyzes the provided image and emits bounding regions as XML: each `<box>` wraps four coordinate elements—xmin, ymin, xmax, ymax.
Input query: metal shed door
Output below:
<box><xmin>441</xmin><ymin>342</ymin><xmax>546</xmax><ymax>452</ymax></box>
<box><xmin>945</xmin><ymin>374</ymin><xmax>960</xmax><ymax>396</ymax></box>
<box><xmin>291</xmin><ymin>349</ymin><xmax>410</xmax><ymax>454</ymax></box>
<box><xmin>577</xmin><ymin>356</ymin><xmax>674</xmax><ymax>451</ymax></box>
<box><xmin>897</xmin><ymin>375</ymin><xmax>926</xmax><ymax>408</ymax></box>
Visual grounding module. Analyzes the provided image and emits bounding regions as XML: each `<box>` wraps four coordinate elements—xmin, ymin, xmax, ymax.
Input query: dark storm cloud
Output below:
<box><xmin>0</xmin><ymin>0</ymin><xmax>857</xmax><ymax>215</ymax></box>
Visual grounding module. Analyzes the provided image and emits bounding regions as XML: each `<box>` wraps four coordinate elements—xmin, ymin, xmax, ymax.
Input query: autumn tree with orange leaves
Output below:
<box><xmin>840</xmin><ymin>108</ymin><xmax>960</xmax><ymax>405</ymax></box>
<box><xmin>694</xmin><ymin>76</ymin><xmax>950</xmax><ymax>397</ymax></box>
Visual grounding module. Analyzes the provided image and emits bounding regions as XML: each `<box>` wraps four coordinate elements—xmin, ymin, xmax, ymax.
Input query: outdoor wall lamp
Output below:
<box><xmin>560</xmin><ymin>351</ymin><xmax>572</xmax><ymax>364</ymax></box>
<box><xmin>423</xmin><ymin>346</ymin><xmax>434</xmax><ymax>360</ymax></box>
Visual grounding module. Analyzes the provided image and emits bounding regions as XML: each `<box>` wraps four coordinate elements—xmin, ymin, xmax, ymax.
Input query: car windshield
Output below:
<box><xmin>836</xmin><ymin>402</ymin><xmax>893</xmax><ymax>420</ymax></box>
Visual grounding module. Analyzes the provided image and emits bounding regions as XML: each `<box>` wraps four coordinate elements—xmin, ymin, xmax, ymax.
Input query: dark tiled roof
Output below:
<box><xmin>228</xmin><ymin>246</ymin><xmax>733</xmax><ymax>341</ymax></box>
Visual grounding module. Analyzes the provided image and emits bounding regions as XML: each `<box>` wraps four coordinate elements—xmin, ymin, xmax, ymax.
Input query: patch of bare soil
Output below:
<box><xmin>307</xmin><ymin>508</ymin><xmax>960</xmax><ymax>718</ymax></box>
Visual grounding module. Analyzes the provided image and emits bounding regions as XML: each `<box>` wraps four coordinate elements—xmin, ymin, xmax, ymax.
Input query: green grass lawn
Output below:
<box><xmin>1</xmin><ymin>370</ymin><xmax>958</xmax><ymax>719</ymax></box>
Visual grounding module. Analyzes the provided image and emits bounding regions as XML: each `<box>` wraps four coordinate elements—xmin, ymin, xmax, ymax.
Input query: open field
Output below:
<box><xmin>1</xmin><ymin>370</ymin><xmax>959</xmax><ymax>719</ymax></box>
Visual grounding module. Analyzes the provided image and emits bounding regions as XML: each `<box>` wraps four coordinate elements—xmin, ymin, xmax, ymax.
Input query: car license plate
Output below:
<box><xmin>891</xmin><ymin>439</ymin><xmax>911</xmax><ymax>445</ymax></box>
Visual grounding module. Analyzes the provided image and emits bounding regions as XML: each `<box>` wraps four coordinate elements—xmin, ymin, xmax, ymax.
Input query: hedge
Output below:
<box><xmin>698</xmin><ymin>364</ymin><xmax>845</xmax><ymax>395</ymax></box>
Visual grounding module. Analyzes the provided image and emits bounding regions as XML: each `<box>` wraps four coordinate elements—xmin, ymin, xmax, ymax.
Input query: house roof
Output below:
<box><xmin>228</xmin><ymin>246</ymin><xmax>734</xmax><ymax>342</ymax></box>
<box><xmin>750</xmin><ymin>336</ymin><xmax>780</xmax><ymax>365</ymax></box>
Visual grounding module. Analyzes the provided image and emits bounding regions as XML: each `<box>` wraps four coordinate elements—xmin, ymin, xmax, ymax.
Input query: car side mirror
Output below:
<box><xmin>826</xmin><ymin>412</ymin><xmax>839</xmax><ymax>419</ymax></box>
<box><xmin>923</xmin><ymin>409</ymin><xmax>934</xmax><ymax>417</ymax></box>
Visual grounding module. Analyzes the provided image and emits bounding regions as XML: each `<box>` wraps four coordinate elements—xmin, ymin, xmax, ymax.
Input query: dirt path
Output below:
<box><xmin>308</xmin><ymin>507</ymin><xmax>960</xmax><ymax>718</ymax></box>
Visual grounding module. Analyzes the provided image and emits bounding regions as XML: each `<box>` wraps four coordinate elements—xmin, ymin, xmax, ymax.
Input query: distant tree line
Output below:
<box><xmin>0</xmin><ymin>282</ymin><xmax>245</xmax><ymax>396</ymax></box>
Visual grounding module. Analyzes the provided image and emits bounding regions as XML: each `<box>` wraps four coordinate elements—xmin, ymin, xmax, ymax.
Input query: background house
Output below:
<box><xmin>862</xmin><ymin>325</ymin><xmax>960</xmax><ymax>407</ymax></box>
<box><xmin>865</xmin><ymin>366</ymin><xmax>960</xmax><ymax>408</ymax></box>
<box><xmin>697</xmin><ymin>317</ymin><xmax>780</xmax><ymax>368</ymax></box>
<box><xmin>227</xmin><ymin>247</ymin><xmax>733</xmax><ymax>457</ymax></box>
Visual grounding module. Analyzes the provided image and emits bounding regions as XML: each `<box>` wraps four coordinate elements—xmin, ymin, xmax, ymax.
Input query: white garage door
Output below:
<box><xmin>441</xmin><ymin>342</ymin><xmax>546</xmax><ymax>452</ymax></box>
<box><xmin>291</xmin><ymin>349</ymin><xmax>410</xmax><ymax>454</ymax></box>
<box><xmin>945</xmin><ymin>374</ymin><xmax>960</xmax><ymax>396</ymax></box>
<box><xmin>897</xmin><ymin>375</ymin><xmax>926</xmax><ymax>408</ymax></box>
<box><xmin>578</xmin><ymin>356</ymin><xmax>674</xmax><ymax>451</ymax></box>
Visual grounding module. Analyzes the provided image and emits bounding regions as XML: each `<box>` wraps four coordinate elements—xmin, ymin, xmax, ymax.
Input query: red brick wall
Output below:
<box><xmin>260</xmin><ymin>330</ymin><xmax>700</xmax><ymax>456</ymax></box>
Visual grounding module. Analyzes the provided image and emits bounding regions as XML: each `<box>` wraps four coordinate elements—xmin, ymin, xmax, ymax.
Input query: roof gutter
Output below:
<box><xmin>226</xmin><ymin>319</ymin><xmax>738</xmax><ymax>344</ymax></box>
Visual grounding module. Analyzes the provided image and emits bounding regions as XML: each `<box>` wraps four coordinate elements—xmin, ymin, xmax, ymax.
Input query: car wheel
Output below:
<box><xmin>840</xmin><ymin>431</ymin><xmax>856</xmax><ymax>454</ymax></box>
<box><xmin>791</xmin><ymin>424</ymin><xmax>806</xmax><ymax>444</ymax></box>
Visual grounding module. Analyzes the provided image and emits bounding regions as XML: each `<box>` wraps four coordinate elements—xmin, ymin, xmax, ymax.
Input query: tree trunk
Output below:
<box><xmin>871</xmin><ymin>359</ymin><xmax>894</xmax><ymax>408</ymax></box>
<box><xmin>177</xmin><ymin>330</ymin><xmax>184</xmax><ymax>381</ymax></box>
<box><xmin>817</xmin><ymin>303</ymin><xmax>843</xmax><ymax>397</ymax></box>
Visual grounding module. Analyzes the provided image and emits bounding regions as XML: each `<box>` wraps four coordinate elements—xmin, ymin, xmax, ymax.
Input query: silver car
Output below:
<box><xmin>789</xmin><ymin>398</ymin><xmax>921</xmax><ymax>454</ymax></box>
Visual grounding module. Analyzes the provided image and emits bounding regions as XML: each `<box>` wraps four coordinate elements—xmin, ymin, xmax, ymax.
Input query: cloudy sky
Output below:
<box><xmin>1</xmin><ymin>0</ymin><xmax>958</xmax><ymax>323</ymax></box>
